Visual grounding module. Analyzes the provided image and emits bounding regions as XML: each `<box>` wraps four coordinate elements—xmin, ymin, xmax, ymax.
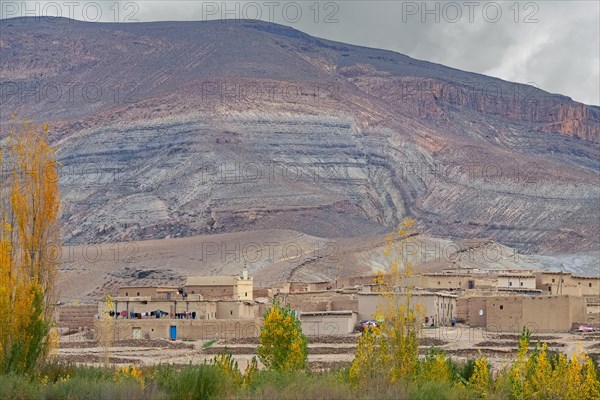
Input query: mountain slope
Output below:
<box><xmin>1</xmin><ymin>17</ymin><xmax>598</xmax><ymax>255</ymax></box>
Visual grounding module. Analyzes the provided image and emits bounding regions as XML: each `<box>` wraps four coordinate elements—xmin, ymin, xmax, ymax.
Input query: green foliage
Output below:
<box><xmin>257</xmin><ymin>302</ymin><xmax>308</xmax><ymax>372</ymax></box>
<box><xmin>418</xmin><ymin>348</ymin><xmax>453</xmax><ymax>384</ymax></box>
<box><xmin>459</xmin><ymin>359</ymin><xmax>477</xmax><ymax>383</ymax></box>
<box><xmin>211</xmin><ymin>350</ymin><xmax>242</xmax><ymax>385</ymax></box>
<box><xmin>245</xmin><ymin>370</ymin><xmax>355</xmax><ymax>400</ymax></box>
<box><xmin>243</xmin><ymin>356</ymin><xmax>260</xmax><ymax>388</ymax></box>
<box><xmin>2</xmin><ymin>286</ymin><xmax>51</xmax><ymax>375</ymax></box>
<box><xmin>156</xmin><ymin>364</ymin><xmax>228</xmax><ymax>400</ymax></box>
<box><xmin>0</xmin><ymin>374</ymin><xmax>43</xmax><ymax>400</ymax></box>
<box><xmin>410</xmin><ymin>380</ymin><xmax>472</xmax><ymax>400</ymax></box>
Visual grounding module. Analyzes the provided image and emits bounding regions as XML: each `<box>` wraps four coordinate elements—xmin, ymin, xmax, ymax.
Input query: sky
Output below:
<box><xmin>1</xmin><ymin>0</ymin><xmax>599</xmax><ymax>105</ymax></box>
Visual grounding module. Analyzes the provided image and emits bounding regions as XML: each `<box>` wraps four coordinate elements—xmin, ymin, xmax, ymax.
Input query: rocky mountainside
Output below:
<box><xmin>1</xmin><ymin>17</ymin><xmax>599</xmax><ymax>256</ymax></box>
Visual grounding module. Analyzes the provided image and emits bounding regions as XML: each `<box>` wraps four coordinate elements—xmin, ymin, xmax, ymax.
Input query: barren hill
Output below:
<box><xmin>1</xmin><ymin>17</ymin><xmax>599</xmax><ymax>257</ymax></box>
<box><xmin>58</xmin><ymin>230</ymin><xmax>547</xmax><ymax>301</ymax></box>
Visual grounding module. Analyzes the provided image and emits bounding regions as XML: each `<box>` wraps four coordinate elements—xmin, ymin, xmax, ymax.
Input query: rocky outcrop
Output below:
<box><xmin>349</xmin><ymin>76</ymin><xmax>600</xmax><ymax>142</ymax></box>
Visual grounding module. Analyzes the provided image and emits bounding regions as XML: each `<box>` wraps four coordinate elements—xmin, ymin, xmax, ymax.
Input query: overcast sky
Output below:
<box><xmin>2</xmin><ymin>1</ymin><xmax>599</xmax><ymax>105</ymax></box>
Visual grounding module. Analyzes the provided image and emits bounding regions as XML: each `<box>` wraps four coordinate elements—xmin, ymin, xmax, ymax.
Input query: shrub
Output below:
<box><xmin>244</xmin><ymin>370</ymin><xmax>354</xmax><ymax>400</ymax></box>
<box><xmin>0</xmin><ymin>374</ymin><xmax>42</xmax><ymax>400</ymax></box>
<box><xmin>156</xmin><ymin>364</ymin><xmax>228</xmax><ymax>400</ymax></box>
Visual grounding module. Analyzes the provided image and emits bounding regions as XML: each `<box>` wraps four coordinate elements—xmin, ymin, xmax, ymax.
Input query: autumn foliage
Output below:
<box><xmin>349</xmin><ymin>218</ymin><xmax>600</xmax><ymax>399</ymax></box>
<box><xmin>257</xmin><ymin>302</ymin><xmax>308</xmax><ymax>372</ymax></box>
<box><xmin>350</xmin><ymin>217</ymin><xmax>423</xmax><ymax>386</ymax></box>
<box><xmin>0</xmin><ymin>121</ymin><xmax>61</xmax><ymax>374</ymax></box>
<box><xmin>500</xmin><ymin>327</ymin><xmax>600</xmax><ymax>400</ymax></box>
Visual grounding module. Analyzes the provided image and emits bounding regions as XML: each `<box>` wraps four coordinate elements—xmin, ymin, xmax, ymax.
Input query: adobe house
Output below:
<box><xmin>401</xmin><ymin>271</ymin><xmax>497</xmax><ymax>291</ymax></box>
<box><xmin>117</xmin><ymin>286</ymin><xmax>180</xmax><ymax>299</ymax></box>
<box><xmin>185</xmin><ymin>268</ymin><xmax>253</xmax><ymax>300</ymax></box>
<box><xmin>458</xmin><ymin>294</ymin><xmax>587</xmax><ymax>332</ymax></box>
<box><xmin>216</xmin><ymin>300</ymin><xmax>261</xmax><ymax>319</ymax></box>
<box><xmin>356</xmin><ymin>290</ymin><xmax>457</xmax><ymax>326</ymax></box>
<box><xmin>536</xmin><ymin>271</ymin><xmax>600</xmax><ymax>296</ymax></box>
<box><xmin>496</xmin><ymin>273</ymin><xmax>536</xmax><ymax>290</ymax></box>
<box><xmin>100</xmin><ymin>295</ymin><xmax>219</xmax><ymax>320</ymax></box>
<box><xmin>97</xmin><ymin>318</ymin><xmax>262</xmax><ymax>341</ymax></box>
<box><xmin>299</xmin><ymin>310</ymin><xmax>358</xmax><ymax>335</ymax></box>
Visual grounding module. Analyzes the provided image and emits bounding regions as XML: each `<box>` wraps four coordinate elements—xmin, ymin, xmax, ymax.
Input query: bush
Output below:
<box><xmin>244</xmin><ymin>370</ymin><xmax>354</xmax><ymax>400</ymax></box>
<box><xmin>0</xmin><ymin>374</ymin><xmax>42</xmax><ymax>400</ymax></box>
<box><xmin>155</xmin><ymin>364</ymin><xmax>228</xmax><ymax>400</ymax></box>
<box><xmin>44</xmin><ymin>376</ymin><xmax>155</xmax><ymax>400</ymax></box>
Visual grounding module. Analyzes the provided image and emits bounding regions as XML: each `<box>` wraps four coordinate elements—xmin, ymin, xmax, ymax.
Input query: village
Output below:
<box><xmin>56</xmin><ymin>265</ymin><xmax>600</xmax><ymax>344</ymax></box>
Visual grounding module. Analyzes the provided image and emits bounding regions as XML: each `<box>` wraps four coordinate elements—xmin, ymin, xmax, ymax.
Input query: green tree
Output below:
<box><xmin>257</xmin><ymin>302</ymin><xmax>307</xmax><ymax>371</ymax></box>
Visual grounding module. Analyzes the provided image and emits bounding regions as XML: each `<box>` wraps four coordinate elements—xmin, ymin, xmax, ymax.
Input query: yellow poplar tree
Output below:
<box><xmin>0</xmin><ymin>120</ymin><xmax>61</xmax><ymax>374</ymax></box>
<box><xmin>257</xmin><ymin>302</ymin><xmax>307</xmax><ymax>371</ymax></box>
<box><xmin>506</xmin><ymin>329</ymin><xmax>600</xmax><ymax>400</ymax></box>
<box><xmin>470</xmin><ymin>355</ymin><xmax>491</xmax><ymax>397</ymax></box>
<box><xmin>581</xmin><ymin>357</ymin><xmax>600</xmax><ymax>400</ymax></box>
<box><xmin>350</xmin><ymin>217</ymin><xmax>424</xmax><ymax>385</ymax></box>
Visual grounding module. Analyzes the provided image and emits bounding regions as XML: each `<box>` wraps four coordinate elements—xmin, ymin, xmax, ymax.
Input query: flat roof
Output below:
<box><xmin>300</xmin><ymin>310</ymin><xmax>355</xmax><ymax>316</ymax></box>
<box><xmin>119</xmin><ymin>286</ymin><xmax>178</xmax><ymax>290</ymax></box>
<box><xmin>357</xmin><ymin>291</ymin><xmax>457</xmax><ymax>298</ymax></box>
<box><xmin>497</xmin><ymin>288</ymin><xmax>542</xmax><ymax>293</ymax></box>
<box><xmin>186</xmin><ymin>276</ymin><xmax>239</xmax><ymax>286</ymax></box>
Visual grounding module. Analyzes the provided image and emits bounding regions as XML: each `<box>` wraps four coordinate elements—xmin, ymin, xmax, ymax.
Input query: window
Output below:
<box><xmin>548</xmin><ymin>286</ymin><xmax>551</xmax><ymax>292</ymax></box>
<box><xmin>125</xmin><ymin>292</ymin><xmax>128</xmax><ymax>296</ymax></box>
<box><xmin>509</xmin><ymin>282</ymin><xmax>513</xmax><ymax>286</ymax></box>
<box><xmin>438</xmin><ymin>281</ymin><xmax>441</xmax><ymax>285</ymax></box>
<box><xmin>520</xmin><ymin>282</ymin><xmax>523</xmax><ymax>287</ymax></box>
<box><xmin>590</xmin><ymin>283</ymin><xmax>593</xmax><ymax>287</ymax></box>
<box><xmin>230</xmin><ymin>310</ymin><xmax>233</xmax><ymax>315</ymax></box>
<box><xmin>552</xmin><ymin>278</ymin><xmax>555</xmax><ymax>283</ymax></box>
<box><xmin>137</xmin><ymin>292</ymin><xmax>140</xmax><ymax>296</ymax></box>
<box><xmin>500</xmin><ymin>305</ymin><xmax>504</xmax><ymax>310</ymax></box>
<box><xmin>245</xmin><ymin>292</ymin><xmax>247</xmax><ymax>297</ymax></box>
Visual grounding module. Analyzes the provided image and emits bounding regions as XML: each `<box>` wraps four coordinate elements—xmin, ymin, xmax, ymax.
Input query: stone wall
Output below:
<box><xmin>57</xmin><ymin>305</ymin><xmax>97</xmax><ymax>328</ymax></box>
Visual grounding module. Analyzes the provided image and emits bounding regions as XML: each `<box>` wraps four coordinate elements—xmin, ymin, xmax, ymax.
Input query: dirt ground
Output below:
<box><xmin>56</xmin><ymin>325</ymin><xmax>600</xmax><ymax>372</ymax></box>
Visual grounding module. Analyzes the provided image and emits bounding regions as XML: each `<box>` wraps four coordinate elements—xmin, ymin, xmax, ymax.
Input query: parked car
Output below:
<box><xmin>577</xmin><ymin>325</ymin><xmax>595</xmax><ymax>332</ymax></box>
<box><xmin>354</xmin><ymin>320</ymin><xmax>378</xmax><ymax>333</ymax></box>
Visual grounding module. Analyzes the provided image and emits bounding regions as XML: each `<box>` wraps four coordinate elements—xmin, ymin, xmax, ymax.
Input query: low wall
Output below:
<box><xmin>57</xmin><ymin>305</ymin><xmax>97</xmax><ymax>329</ymax></box>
